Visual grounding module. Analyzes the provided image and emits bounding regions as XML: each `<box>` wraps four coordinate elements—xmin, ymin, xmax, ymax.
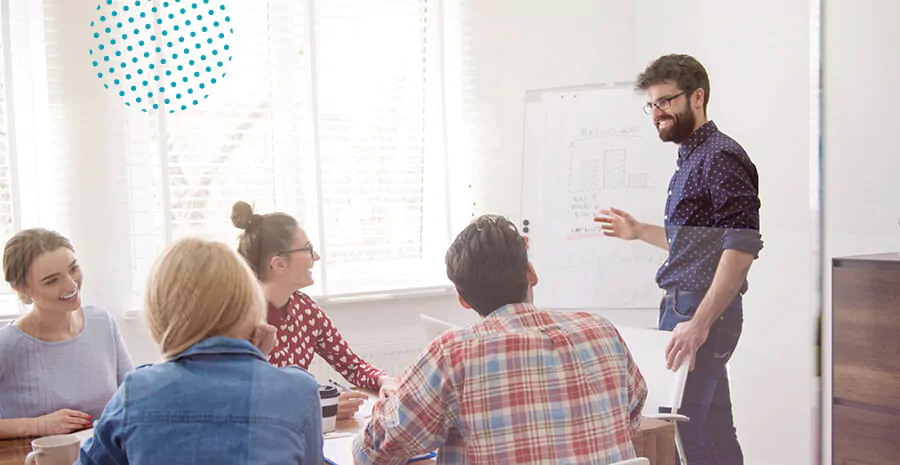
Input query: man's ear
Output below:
<box><xmin>691</xmin><ymin>88</ymin><xmax>706</xmax><ymax>113</ymax></box>
<box><xmin>526</xmin><ymin>262</ymin><xmax>539</xmax><ymax>288</ymax></box>
<box><xmin>456</xmin><ymin>292</ymin><xmax>472</xmax><ymax>309</ymax></box>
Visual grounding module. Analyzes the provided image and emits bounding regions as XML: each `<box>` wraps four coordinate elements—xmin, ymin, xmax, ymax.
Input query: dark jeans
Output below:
<box><xmin>659</xmin><ymin>289</ymin><xmax>744</xmax><ymax>465</ymax></box>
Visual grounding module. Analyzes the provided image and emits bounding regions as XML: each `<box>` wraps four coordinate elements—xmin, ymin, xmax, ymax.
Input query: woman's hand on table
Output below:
<box><xmin>337</xmin><ymin>391</ymin><xmax>368</xmax><ymax>419</ymax></box>
<box><xmin>34</xmin><ymin>409</ymin><xmax>92</xmax><ymax>436</ymax></box>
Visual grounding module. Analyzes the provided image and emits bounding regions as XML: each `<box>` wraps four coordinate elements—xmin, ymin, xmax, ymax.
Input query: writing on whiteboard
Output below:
<box><xmin>576</xmin><ymin>124</ymin><xmax>643</xmax><ymax>141</ymax></box>
<box><xmin>523</xmin><ymin>87</ymin><xmax>674</xmax><ymax>309</ymax></box>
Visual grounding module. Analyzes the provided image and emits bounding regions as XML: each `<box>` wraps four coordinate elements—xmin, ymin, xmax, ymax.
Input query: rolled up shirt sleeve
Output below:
<box><xmin>705</xmin><ymin>149</ymin><xmax>763</xmax><ymax>258</ymax></box>
<box><xmin>353</xmin><ymin>339</ymin><xmax>452</xmax><ymax>465</ymax></box>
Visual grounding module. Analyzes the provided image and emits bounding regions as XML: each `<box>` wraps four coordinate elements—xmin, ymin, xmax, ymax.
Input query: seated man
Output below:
<box><xmin>354</xmin><ymin>214</ymin><xmax>648</xmax><ymax>464</ymax></box>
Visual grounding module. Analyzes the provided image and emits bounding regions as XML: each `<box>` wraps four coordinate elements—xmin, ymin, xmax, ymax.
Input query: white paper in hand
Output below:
<box><xmin>354</xmin><ymin>397</ymin><xmax>375</xmax><ymax>419</ymax></box>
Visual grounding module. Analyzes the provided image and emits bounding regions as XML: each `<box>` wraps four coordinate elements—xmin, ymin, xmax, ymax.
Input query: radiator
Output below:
<box><xmin>306</xmin><ymin>339</ymin><xmax>425</xmax><ymax>386</ymax></box>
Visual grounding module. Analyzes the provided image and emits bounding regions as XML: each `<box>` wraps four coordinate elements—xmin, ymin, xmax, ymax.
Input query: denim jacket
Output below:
<box><xmin>80</xmin><ymin>337</ymin><xmax>323</xmax><ymax>465</ymax></box>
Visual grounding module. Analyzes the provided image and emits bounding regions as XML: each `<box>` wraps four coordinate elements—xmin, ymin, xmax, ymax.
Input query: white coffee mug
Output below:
<box><xmin>25</xmin><ymin>434</ymin><xmax>80</xmax><ymax>465</ymax></box>
<box><xmin>318</xmin><ymin>384</ymin><xmax>339</xmax><ymax>433</ymax></box>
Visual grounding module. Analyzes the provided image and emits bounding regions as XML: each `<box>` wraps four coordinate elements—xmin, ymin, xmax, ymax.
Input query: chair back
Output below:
<box><xmin>420</xmin><ymin>314</ymin><xmax>457</xmax><ymax>342</ymax></box>
<box><xmin>669</xmin><ymin>355</ymin><xmax>691</xmax><ymax>413</ymax></box>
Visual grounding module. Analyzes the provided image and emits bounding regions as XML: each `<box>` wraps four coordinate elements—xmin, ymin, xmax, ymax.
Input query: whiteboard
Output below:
<box><xmin>521</xmin><ymin>83</ymin><xmax>675</xmax><ymax>309</ymax></box>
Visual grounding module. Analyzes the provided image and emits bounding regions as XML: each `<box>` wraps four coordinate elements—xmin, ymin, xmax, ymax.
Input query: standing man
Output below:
<box><xmin>594</xmin><ymin>54</ymin><xmax>762</xmax><ymax>465</ymax></box>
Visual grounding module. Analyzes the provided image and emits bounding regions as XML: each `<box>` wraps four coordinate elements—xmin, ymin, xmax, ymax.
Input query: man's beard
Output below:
<box><xmin>657</xmin><ymin>108</ymin><xmax>696</xmax><ymax>143</ymax></box>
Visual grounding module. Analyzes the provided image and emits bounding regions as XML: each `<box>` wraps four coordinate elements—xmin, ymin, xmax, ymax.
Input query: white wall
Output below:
<box><xmin>824</xmin><ymin>1</ymin><xmax>900</xmax><ymax>256</ymax></box>
<box><xmin>453</xmin><ymin>0</ymin><xmax>636</xmax><ymax>221</ymax></box>
<box><xmin>822</xmin><ymin>2</ymin><xmax>900</xmax><ymax>464</ymax></box>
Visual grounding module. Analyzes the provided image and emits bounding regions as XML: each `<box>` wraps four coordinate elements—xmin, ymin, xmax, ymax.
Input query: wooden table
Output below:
<box><xmin>0</xmin><ymin>437</ymin><xmax>30</xmax><ymax>465</ymax></box>
<box><xmin>2</xmin><ymin>408</ymin><xmax>674</xmax><ymax>465</ymax></box>
<box><xmin>633</xmin><ymin>418</ymin><xmax>677</xmax><ymax>465</ymax></box>
<box><xmin>0</xmin><ymin>429</ymin><xmax>91</xmax><ymax>465</ymax></box>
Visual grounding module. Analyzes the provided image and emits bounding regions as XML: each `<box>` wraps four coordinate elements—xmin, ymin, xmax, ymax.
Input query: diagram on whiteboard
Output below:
<box><xmin>567</xmin><ymin>146</ymin><xmax>649</xmax><ymax>194</ymax></box>
<box><xmin>521</xmin><ymin>85</ymin><xmax>675</xmax><ymax>310</ymax></box>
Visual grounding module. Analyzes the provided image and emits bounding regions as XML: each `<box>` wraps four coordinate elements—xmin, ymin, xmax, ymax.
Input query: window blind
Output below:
<box><xmin>0</xmin><ymin>0</ymin><xmax>17</xmax><ymax>316</ymax></box>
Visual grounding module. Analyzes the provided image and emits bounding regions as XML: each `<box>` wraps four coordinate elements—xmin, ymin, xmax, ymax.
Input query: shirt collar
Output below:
<box><xmin>169</xmin><ymin>336</ymin><xmax>266</xmax><ymax>362</ymax></box>
<box><xmin>267</xmin><ymin>291</ymin><xmax>298</xmax><ymax>323</ymax></box>
<box><xmin>677</xmin><ymin>120</ymin><xmax>718</xmax><ymax>160</ymax></box>
<box><xmin>485</xmin><ymin>302</ymin><xmax>539</xmax><ymax>320</ymax></box>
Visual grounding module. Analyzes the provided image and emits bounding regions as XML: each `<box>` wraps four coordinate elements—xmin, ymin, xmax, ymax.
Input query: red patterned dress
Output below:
<box><xmin>266</xmin><ymin>291</ymin><xmax>385</xmax><ymax>389</ymax></box>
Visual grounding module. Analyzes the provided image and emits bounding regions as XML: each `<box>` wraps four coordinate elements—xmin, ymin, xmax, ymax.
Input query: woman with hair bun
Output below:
<box><xmin>231</xmin><ymin>201</ymin><xmax>397</xmax><ymax>419</ymax></box>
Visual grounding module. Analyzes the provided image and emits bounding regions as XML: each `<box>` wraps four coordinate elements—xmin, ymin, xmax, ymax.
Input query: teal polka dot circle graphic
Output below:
<box><xmin>89</xmin><ymin>0</ymin><xmax>234</xmax><ymax>113</ymax></box>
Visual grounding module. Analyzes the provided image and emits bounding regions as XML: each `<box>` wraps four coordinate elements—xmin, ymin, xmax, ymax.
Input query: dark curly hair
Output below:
<box><xmin>445</xmin><ymin>215</ymin><xmax>529</xmax><ymax>316</ymax></box>
<box><xmin>636</xmin><ymin>54</ymin><xmax>710</xmax><ymax>113</ymax></box>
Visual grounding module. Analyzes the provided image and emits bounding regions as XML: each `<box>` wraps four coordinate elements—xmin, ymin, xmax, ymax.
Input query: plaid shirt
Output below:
<box><xmin>353</xmin><ymin>303</ymin><xmax>647</xmax><ymax>465</ymax></box>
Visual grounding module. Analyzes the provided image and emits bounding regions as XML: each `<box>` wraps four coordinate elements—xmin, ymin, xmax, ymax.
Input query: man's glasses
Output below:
<box><xmin>643</xmin><ymin>91</ymin><xmax>686</xmax><ymax>115</ymax></box>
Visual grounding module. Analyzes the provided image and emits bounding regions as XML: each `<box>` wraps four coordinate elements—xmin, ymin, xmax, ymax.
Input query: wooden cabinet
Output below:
<box><xmin>832</xmin><ymin>254</ymin><xmax>900</xmax><ymax>465</ymax></box>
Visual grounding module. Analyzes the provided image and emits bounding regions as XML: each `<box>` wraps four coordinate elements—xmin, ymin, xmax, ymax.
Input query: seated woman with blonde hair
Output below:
<box><xmin>0</xmin><ymin>229</ymin><xmax>133</xmax><ymax>439</ymax></box>
<box><xmin>80</xmin><ymin>238</ymin><xmax>323</xmax><ymax>465</ymax></box>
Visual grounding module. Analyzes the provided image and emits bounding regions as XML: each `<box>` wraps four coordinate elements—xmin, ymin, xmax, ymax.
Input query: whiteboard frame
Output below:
<box><xmin>523</xmin><ymin>81</ymin><xmax>635</xmax><ymax>103</ymax></box>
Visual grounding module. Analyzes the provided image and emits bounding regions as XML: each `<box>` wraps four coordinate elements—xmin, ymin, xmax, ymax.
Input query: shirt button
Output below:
<box><xmin>675</xmin><ymin>166</ymin><xmax>680</xmax><ymax>171</ymax></box>
<box><xmin>665</xmin><ymin>262</ymin><xmax>669</xmax><ymax>266</ymax></box>
<box><xmin>664</xmin><ymin>215</ymin><xmax>668</xmax><ymax>220</ymax></box>
<box><xmin>668</xmin><ymin>190</ymin><xmax>672</xmax><ymax>195</ymax></box>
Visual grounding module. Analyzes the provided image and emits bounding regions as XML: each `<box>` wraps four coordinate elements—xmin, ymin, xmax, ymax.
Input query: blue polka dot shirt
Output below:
<box><xmin>657</xmin><ymin>121</ymin><xmax>763</xmax><ymax>293</ymax></box>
